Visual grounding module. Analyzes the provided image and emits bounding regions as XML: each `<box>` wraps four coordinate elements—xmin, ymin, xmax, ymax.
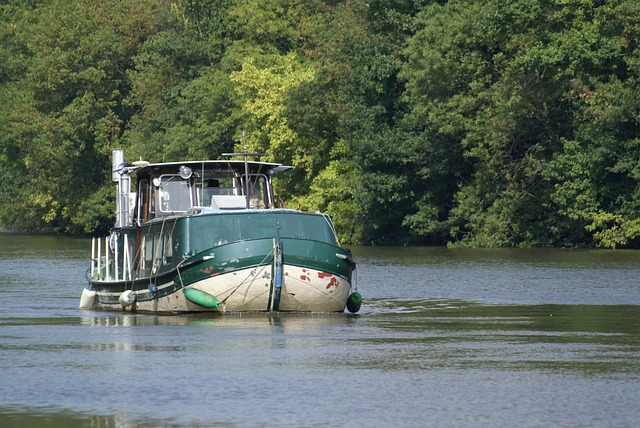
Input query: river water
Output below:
<box><xmin>1</xmin><ymin>234</ymin><xmax>639</xmax><ymax>427</ymax></box>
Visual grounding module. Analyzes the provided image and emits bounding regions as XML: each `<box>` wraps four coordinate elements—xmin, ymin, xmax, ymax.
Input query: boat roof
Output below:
<box><xmin>125</xmin><ymin>159</ymin><xmax>294</xmax><ymax>176</ymax></box>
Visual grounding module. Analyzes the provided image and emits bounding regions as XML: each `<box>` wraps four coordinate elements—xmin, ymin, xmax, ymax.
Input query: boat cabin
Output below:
<box><xmin>113</xmin><ymin>155</ymin><xmax>292</xmax><ymax>228</ymax></box>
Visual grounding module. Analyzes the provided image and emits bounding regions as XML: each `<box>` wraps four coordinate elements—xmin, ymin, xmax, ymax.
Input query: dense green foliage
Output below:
<box><xmin>1</xmin><ymin>0</ymin><xmax>639</xmax><ymax>247</ymax></box>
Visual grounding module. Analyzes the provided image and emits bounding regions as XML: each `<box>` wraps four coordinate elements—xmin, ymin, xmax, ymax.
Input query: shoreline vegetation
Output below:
<box><xmin>1</xmin><ymin>1</ymin><xmax>639</xmax><ymax>248</ymax></box>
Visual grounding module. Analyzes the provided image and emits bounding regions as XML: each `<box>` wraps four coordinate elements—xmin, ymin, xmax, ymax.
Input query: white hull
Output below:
<box><xmin>92</xmin><ymin>264</ymin><xmax>351</xmax><ymax>313</ymax></box>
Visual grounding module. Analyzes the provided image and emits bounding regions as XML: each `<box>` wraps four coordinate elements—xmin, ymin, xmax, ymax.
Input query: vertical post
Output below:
<box><xmin>105</xmin><ymin>237</ymin><xmax>110</xmax><ymax>280</ymax></box>
<box><xmin>271</xmin><ymin>238</ymin><xmax>283</xmax><ymax>311</ymax></box>
<box><xmin>97</xmin><ymin>237</ymin><xmax>102</xmax><ymax>280</ymax></box>
<box><xmin>117</xmin><ymin>174</ymin><xmax>123</xmax><ymax>228</ymax></box>
<box><xmin>124</xmin><ymin>234</ymin><xmax>130</xmax><ymax>281</ymax></box>
<box><xmin>91</xmin><ymin>237</ymin><xmax>95</xmax><ymax>278</ymax></box>
<box><xmin>243</xmin><ymin>131</ymin><xmax>250</xmax><ymax>209</ymax></box>
<box><xmin>115</xmin><ymin>234</ymin><xmax>119</xmax><ymax>282</ymax></box>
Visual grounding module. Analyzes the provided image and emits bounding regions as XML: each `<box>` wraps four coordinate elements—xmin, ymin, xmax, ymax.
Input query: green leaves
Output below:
<box><xmin>401</xmin><ymin>0</ymin><xmax>640</xmax><ymax>247</ymax></box>
<box><xmin>1</xmin><ymin>0</ymin><xmax>639</xmax><ymax>247</ymax></box>
<box><xmin>0</xmin><ymin>0</ymin><xmax>164</xmax><ymax>233</ymax></box>
<box><xmin>231</xmin><ymin>53</ymin><xmax>315</xmax><ymax>163</ymax></box>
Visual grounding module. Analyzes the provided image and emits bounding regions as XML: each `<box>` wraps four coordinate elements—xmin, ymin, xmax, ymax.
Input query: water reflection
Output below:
<box><xmin>1</xmin><ymin>300</ymin><xmax>639</xmax><ymax>427</ymax></box>
<box><xmin>3</xmin><ymin>235</ymin><xmax>640</xmax><ymax>427</ymax></box>
<box><xmin>78</xmin><ymin>311</ymin><xmax>358</xmax><ymax>328</ymax></box>
<box><xmin>71</xmin><ymin>312</ymin><xmax>360</xmax><ymax>354</ymax></box>
<box><xmin>0</xmin><ymin>407</ymin><xmax>184</xmax><ymax>428</ymax></box>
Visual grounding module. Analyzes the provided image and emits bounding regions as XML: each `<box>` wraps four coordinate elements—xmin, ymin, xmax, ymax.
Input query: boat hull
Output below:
<box><xmin>86</xmin><ymin>238</ymin><xmax>354</xmax><ymax>313</ymax></box>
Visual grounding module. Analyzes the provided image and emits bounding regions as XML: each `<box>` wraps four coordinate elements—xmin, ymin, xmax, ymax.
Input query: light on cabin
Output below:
<box><xmin>179</xmin><ymin>165</ymin><xmax>192</xmax><ymax>179</ymax></box>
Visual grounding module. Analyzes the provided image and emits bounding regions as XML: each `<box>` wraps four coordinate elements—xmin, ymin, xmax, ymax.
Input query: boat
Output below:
<box><xmin>79</xmin><ymin>149</ymin><xmax>361</xmax><ymax>314</ymax></box>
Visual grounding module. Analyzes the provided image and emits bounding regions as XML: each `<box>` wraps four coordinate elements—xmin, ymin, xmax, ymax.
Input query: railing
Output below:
<box><xmin>90</xmin><ymin>234</ymin><xmax>133</xmax><ymax>282</ymax></box>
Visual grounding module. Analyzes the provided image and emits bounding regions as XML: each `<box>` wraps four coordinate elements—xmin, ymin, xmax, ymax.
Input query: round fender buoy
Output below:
<box><xmin>119</xmin><ymin>289</ymin><xmax>135</xmax><ymax>307</ymax></box>
<box><xmin>346</xmin><ymin>292</ymin><xmax>362</xmax><ymax>313</ymax></box>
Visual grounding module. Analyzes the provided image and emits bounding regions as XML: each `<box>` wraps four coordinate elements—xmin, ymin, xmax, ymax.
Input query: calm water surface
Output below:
<box><xmin>1</xmin><ymin>234</ymin><xmax>639</xmax><ymax>427</ymax></box>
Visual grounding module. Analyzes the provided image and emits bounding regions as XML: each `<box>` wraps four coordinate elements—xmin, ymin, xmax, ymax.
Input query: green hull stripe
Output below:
<box><xmin>93</xmin><ymin>238</ymin><xmax>353</xmax><ymax>305</ymax></box>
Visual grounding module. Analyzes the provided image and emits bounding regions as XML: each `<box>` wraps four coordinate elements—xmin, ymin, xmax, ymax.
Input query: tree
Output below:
<box><xmin>547</xmin><ymin>19</ymin><xmax>640</xmax><ymax>247</ymax></box>
<box><xmin>402</xmin><ymin>0</ymin><xmax>640</xmax><ymax>247</ymax></box>
<box><xmin>0</xmin><ymin>0</ymin><xmax>168</xmax><ymax>234</ymax></box>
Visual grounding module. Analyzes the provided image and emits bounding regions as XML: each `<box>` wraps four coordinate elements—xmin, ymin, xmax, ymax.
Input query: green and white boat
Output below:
<box><xmin>79</xmin><ymin>150</ymin><xmax>360</xmax><ymax>314</ymax></box>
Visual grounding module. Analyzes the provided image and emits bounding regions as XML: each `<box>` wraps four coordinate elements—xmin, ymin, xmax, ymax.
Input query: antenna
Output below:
<box><xmin>243</xmin><ymin>132</ymin><xmax>250</xmax><ymax>209</ymax></box>
<box><xmin>221</xmin><ymin>133</ymin><xmax>267</xmax><ymax>209</ymax></box>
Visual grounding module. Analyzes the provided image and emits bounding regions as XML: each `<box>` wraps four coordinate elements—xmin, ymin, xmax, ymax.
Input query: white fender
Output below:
<box><xmin>119</xmin><ymin>289</ymin><xmax>136</xmax><ymax>307</ymax></box>
<box><xmin>79</xmin><ymin>288</ymin><xmax>96</xmax><ymax>309</ymax></box>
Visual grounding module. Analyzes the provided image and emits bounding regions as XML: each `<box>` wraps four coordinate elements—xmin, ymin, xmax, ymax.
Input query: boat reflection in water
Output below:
<box><xmin>79</xmin><ymin>311</ymin><xmax>358</xmax><ymax>328</ymax></box>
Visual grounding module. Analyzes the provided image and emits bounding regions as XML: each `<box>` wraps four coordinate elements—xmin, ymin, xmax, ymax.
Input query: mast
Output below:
<box><xmin>243</xmin><ymin>131</ymin><xmax>250</xmax><ymax>209</ymax></box>
<box><xmin>222</xmin><ymin>132</ymin><xmax>267</xmax><ymax>209</ymax></box>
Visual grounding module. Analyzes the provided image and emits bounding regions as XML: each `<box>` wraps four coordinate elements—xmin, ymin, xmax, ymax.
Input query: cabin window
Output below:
<box><xmin>140</xmin><ymin>235</ymin><xmax>153</xmax><ymax>276</ymax></box>
<box><xmin>158</xmin><ymin>174</ymin><xmax>192</xmax><ymax>213</ymax></box>
<box><xmin>243</xmin><ymin>175</ymin><xmax>269</xmax><ymax>208</ymax></box>
<box><xmin>137</xmin><ymin>180</ymin><xmax>151</xmax><ymax>225</ymax></box>
<box><xmin>163</xmin><ymin>232</ymin><xmax>173</xmax><ymax>264</ymax></box>
<box><xmin>153</xmin><ymin>234</ymin><xmax>162</xmax><ymax>273</ymax></box>
<box><xmin>196</xmin><ymin>176</ymin><xmax>239</xmax><ymax>206</ymax></box>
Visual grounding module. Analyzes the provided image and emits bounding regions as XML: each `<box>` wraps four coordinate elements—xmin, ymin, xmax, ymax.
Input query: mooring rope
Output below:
<box><xmin>149</xmin><ymin>215</ymin><xmax>180</xmax><ymax>288</ymax></box>
<box><xmin>219</xmin><ymin>247</ymin><xmax>275</xmax><ymax>304</ymax></box>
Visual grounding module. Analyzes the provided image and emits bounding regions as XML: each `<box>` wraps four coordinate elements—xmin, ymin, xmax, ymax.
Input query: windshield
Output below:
<box><xmin>159</xmin><ymin>175</ymin><xmax>192</xmax><ymax>213</ymax></box>
<box><xmin>187</xmin><ymin>212</ymin><xmax>337</xmax><ymax>254</ymax></box>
